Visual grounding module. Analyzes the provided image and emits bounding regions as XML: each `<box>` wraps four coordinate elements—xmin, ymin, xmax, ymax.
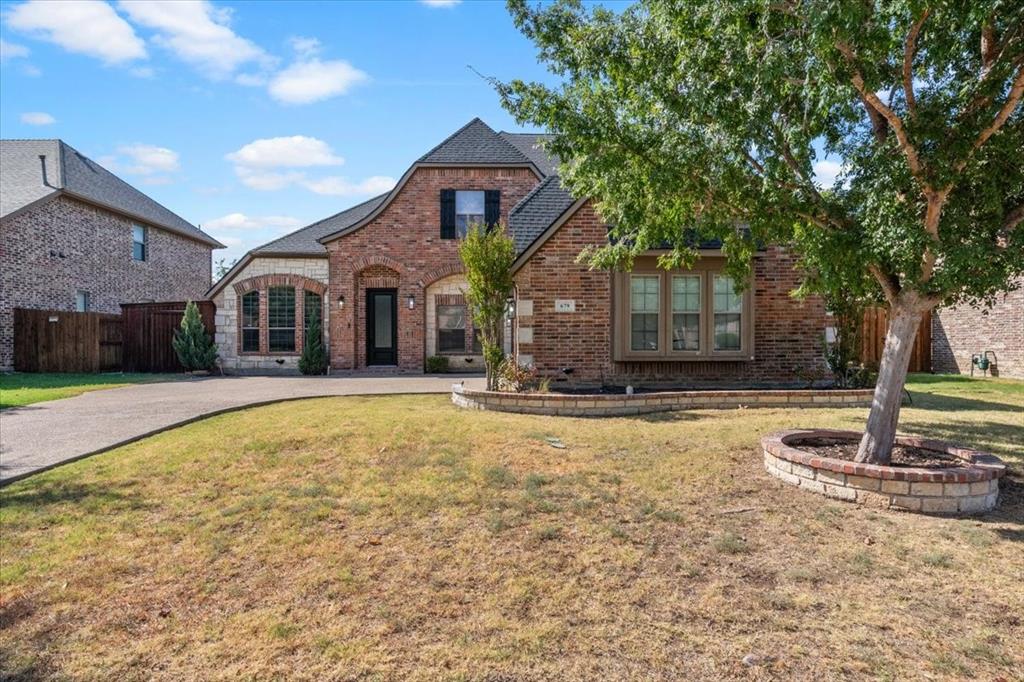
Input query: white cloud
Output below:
<box><xmin>6</xmin><ymin>0</ymin><xmax>146</xmax><ymax>64</ymax></box>
<box><xmin>226</xmin><ymin>136</ymin><xmax>344</xmax><ymax>168</ymax></box>
<box><xmin>421</xmin><ymin>0</ymin><xmax>461</xmax><ymax>7</ymax></box>
<box><xmin>288</xmin><ymin>36</ymin><xmax>320</xmax><ymax>57</ymax></box>
<box><xmin>303</xmin><ymin>175</ymin><xmax>396</xmax><ymax>197</ymax></box>
<box><xmin>0</xmin><ymin>38</ymin><xmax>30</xmax><ymax>61</ymax></box>
<box><xmin>118</xmin><ymin>0</ymin><xmax>270</xmax><ymax>80</ymax></box>
<box><xmin>105</xmin><ymin>143</ymin><xmax>181</xmax><ymax>175</ymax></box>
<box><xmin>20</xmin><ymin>111</ymin><xmax>55</xmax><ymax>125</ymax></box>
<box><xmin>268</xmin><ymin>58</ymin><xmax>367</xmax><ymax>104</ymax></box>
<box><xmin>813</xmin><ymin>159</ymin><xmax>844</xmax><ymax>189</ymax></box>
<box><xmin>204</xmin><ymin>213</ymin><xmax>302</xmax><ymax>232</ymax></box>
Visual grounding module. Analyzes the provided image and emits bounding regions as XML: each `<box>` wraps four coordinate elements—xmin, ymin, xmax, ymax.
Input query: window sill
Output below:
<box><xmin>617</xmin><ymin>353</ymin><xmax>754</xmax><ymax>363</ymax></box>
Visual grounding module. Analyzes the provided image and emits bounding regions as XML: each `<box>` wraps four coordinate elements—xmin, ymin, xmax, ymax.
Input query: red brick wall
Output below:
<box><xmin>324</xmin><ymin>166</ymin><xmax>540</xmax><ymax>370</ymax></box>
<box><xmin>513</xmin><ymin>202</ymin><xmax>829</xmax><ymax>386</ymax></box>
<box><xmin>932</xmin><ymin>279</ymin><xmax>1024</xmax><ymax>379</ymax></box>
<box><xmin>1</xmin><ymin>195</ymin><xmax>212</xmax><ymax>370</ymax></box>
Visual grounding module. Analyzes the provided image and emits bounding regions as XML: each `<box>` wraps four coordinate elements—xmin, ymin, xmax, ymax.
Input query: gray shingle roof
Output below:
<box><xmin>1</xmin><ymin>139</ymin><xmax>221</xmax><ymax>247</ymax></box>
<box><xmin>499</xmin><ymin>132</ymin><xmax>558</xmax><ymax>176</ymax></box>
<box><xmin>417</xmin><ymin>118</ymin><xmax>541</xmax><ymax>169</ymax></box>
<box><xmin>252</xmin><ymin>192</ymin><xmax>389</xmax><ymax>256</ymax></box>
<box><xmin>508</xmin><ymin>174</ymin><xmax>578</xmax><ymax>255</ymax></box>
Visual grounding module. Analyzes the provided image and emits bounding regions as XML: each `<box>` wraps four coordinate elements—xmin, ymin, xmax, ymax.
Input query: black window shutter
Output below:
<box><xmin>484</xmin><ymin>190</ymin><xmax>500</xmax><ymax>229</ymax></box>
<box><xmin>440</xmin><ymin>189</ymin><xmax>456</xmax><ymax>239</ymax></box>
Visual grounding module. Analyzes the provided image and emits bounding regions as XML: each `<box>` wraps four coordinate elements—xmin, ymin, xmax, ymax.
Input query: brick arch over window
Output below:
<box><xmin>419</xmin><ymin>263</ymin><xmax>464</xmax><ymax>288</ymax></box>
<box><xmin>233</xmin><ymin>273</ymin><xmax>327</xmax><ymax>296</ymax></box>
<box><xmin>232</xmin><ymin>274</ymin><xmax>327</xmax><ymax>355</ymax></box>
<box><xmin>351</xmin><ymin>255</ymin><xmax>405</xmax><ymax>275</ymax></box>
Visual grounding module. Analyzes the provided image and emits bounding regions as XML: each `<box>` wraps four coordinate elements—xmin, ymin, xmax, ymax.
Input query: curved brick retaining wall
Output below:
<box><xmin>451</xmin><ymin>386</ymin><xmax>875</xmax><ymax>417</ymax></box>
<box><xmin>762</xmin><ymin>429</ymin><xmax>1006</xmax><ymax>514</ymax></box>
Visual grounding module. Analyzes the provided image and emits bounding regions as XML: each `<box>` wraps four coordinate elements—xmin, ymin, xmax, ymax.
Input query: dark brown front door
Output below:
<box><xmin>366</xmin><ymin>289</ymin><xmax>397</xmax><ymax>366</ymax></box>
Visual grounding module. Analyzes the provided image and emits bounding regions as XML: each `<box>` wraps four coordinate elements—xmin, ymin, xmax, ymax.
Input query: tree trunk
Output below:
<box><xmin>855</xmin><ymin>298</ymin><xmax>927</xmax><ymax>464</ymax></box>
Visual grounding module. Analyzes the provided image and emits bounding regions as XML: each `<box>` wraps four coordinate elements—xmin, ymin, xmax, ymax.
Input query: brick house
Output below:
<box><xmin>0</xmin><ymin>140</ymin><xmax>223</xmax><ymax>370</ymax></box>
<box><xmin>931</xmin><ymin>280</ymin><xmax>1023</xmax><ymax>379</ymax></box>
<box><xmin>209</xmin><ymin>118</ymin><xmax>829</xmax><ymax>385</ymax></box>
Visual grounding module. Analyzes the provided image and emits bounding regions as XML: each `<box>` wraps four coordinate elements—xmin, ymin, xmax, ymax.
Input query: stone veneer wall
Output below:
<box><xmin>325</xmin><ymin>166</ymin><xmax>539</xmax><ymax>371</ymax></box>
<box><xmin>931</xmin><ymin>279</ymin><xmax>1024</xmax><ymax>379</ymax></box>
<box><xmin>425</xmin><ymin>274</ymin><xmax>484</xmax><ymax>372</ymax></box>
<box><xmin>212</xmin><ymin>256</ymin><xmax>329</xmax><ymax>372</ymax></box>
<box><xmin>1</xmin><ymin>194</ymin><xmax>212</xmax><ymax>370</ymax></box>
<box><xmin>452</xmin><ymin>386</ymin><xmax>874</xmax><ymax>416</ymax></box>
<box><xmin>512</xmin><ymin>202</ymin><xmax>830</xmax><ymax>385</ymax></box>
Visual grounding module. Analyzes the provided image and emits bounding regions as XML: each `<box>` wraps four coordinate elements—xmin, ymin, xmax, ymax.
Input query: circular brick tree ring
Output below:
<box><xmin>762</xmin><ymin>429</ymin><xmax>1006</xmax><ymax>514</ymax></box>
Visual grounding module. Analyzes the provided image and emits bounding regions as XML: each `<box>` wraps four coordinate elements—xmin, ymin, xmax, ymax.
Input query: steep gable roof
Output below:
<box><xmin>417</xmin><ymin>117</ymin><xmax>538</xmax><ymax>168</ymax></box>
<box><xmin>499</xmin><ymin>132</ymin><xmax>558</xmax><ymax>176</ymax></box>
<box><xmin>0</xmin><ymin>139</ymin><xmax>221</xmax><ymax>247</ymax></box>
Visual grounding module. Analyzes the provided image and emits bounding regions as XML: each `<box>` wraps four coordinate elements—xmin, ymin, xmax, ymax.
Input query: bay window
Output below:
<box><xmin>615</xmin><ymin>261</ymin><xmax>752</xmax><ymax>361</ymax></box>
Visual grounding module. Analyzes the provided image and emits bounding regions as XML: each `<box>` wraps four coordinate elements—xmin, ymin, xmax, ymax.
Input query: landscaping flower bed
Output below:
<box><xmin>451</xmin><ymin>384</ymin><xmax>875</xmax><ymax>416</ymax></box>
<box><xmin>761</xmin><ymin>429</ymin><xmax>1006</xmax><ymax>514</ymax></box>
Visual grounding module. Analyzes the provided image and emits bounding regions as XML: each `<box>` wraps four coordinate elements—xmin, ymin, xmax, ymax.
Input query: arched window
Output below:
<box><xmin>241</xmin><ymin>290</ymin><xmax>260</xmax><ymax>352</ymax></box>
<box><xmin>268</xmin><ymin>286</ymin><xmax>296</xmax><ymax>352</ymax></box>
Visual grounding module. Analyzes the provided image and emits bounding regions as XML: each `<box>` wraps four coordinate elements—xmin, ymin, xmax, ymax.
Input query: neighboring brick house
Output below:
<box><xmin>931</xmin><ymin>280</ymin><xmax>1024</xmax><ymax>379</ymax></box>
<box><xmin>210</xmin><ymin>118</ymin><xmax>829</xmax><ymax>385</ymax></box>
<box><xmin>0</xmin><ymin>140</ymin><xmax>222</xmax><ymax>370</ymax></box>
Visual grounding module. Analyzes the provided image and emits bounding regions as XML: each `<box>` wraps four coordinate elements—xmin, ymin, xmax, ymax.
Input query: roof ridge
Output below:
<box><xmin>509</xmin><ymin>173</ymin><xmax>560</xmax><ymax>216</ymax></box>
<box><xmin>415</xmin><ymin>117</ymin><xmax>487</xmax><ymax>162</ymax></box>
<box><xmin>252</xmin><ymin>192</ymin><xmax>390</xmax><ymax>252</ymax></box>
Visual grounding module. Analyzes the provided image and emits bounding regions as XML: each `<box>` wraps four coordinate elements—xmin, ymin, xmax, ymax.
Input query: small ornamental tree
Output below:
<box><xmin>499</xmin><ymin>0</ymin><xmax>1024</xmax><ymax>464</ymax></box>
<box><xmin>172</xmin><ymin>300</ymin><xmax>218</xmax><ymax>372</ymax></box>
<box><xmin>299</xmin><ymin>307</ymin><xmax>328</xmax><ymax>375</ymax></box>
<box><xmin>458</xmin><ymin>222</ymin><xmax>516</xmax><ymax>390</ymax></box>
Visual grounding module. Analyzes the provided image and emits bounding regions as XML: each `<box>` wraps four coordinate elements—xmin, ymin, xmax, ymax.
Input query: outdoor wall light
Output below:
<box><xmin>337</xmin><ymin>294</ymin><xmax>345</xmax><ymax>309</ymax></box>
<box><xmin>407</xmin><ymin>294</ymin><xmax>416</xmax><ymax>310</ymax></box>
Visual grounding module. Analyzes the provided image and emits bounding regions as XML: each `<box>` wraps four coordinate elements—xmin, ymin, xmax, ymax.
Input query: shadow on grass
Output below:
<box><xmin>897</xmin><ymin>418</ymin><xmax>1024</xmax><ymax>466</ymax></box>
<box><xmin>0</xmin><ymin>479</ymin><xmax>148</xmax><ymax>515</ymax></box>
<box><xmin>905</xmin><ymin>390</ymin><xmax>1024</xmax><ymax>413</ymax></box>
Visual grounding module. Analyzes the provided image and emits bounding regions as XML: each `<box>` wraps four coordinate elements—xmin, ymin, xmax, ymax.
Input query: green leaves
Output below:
<box><xmin>499</xmin><ymin>0</ymin><xmax>1024</xmax><ymax>308</ymax></box>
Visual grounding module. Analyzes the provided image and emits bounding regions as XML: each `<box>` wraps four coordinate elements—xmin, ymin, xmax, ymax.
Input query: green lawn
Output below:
<box><xmin>0</xmin><ymin>372</ymin><xmax>182</xmax><ymax>409</ymax></box>
<box><xmin>1</xmin><ymin>375</ymin><xmax>1021</xmax><ymax>680</ymax></box>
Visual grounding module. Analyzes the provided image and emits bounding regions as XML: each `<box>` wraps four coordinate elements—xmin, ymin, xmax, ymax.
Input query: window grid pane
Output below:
<box><xmin>670</xmin><ymin>275</ymin><xmax>700</xmax><ymax>351</ymax></box>
<box><xmin>268</xmin><ymin>286</ymin><xmax>295</xmax><ymax>352</ymax></box>
<box><xmin>303</xmin><ymin>291</ymin><xmax>322</xmax><ymax>333</ymax></box>
<box><xmin>630</xmin><ymin>276</ymin><xmax>660</xmax><ymax>351</ymax></box>
<box><xmin>455</xmin><ymin>191</ymin><xmax>485</xmax><ymax>238</ymax></box>
<box><xmin>712</xmin><ymin>275</ymin><xmax>742</xmax><ymax>350</ymax></box>
<box><xmin>132</xmin><ymin>225</ymin><xmax>146</xmax><ymax>261</ymax></box>
<box><xmin>713</xmin><ymin>275</ymin><xmax>742</xmax><ymax>312</ymax></box>
<box><xmin>437</xmin><ymin>304</ymin><xmax>467</xmax><ymax>353</ymax></box>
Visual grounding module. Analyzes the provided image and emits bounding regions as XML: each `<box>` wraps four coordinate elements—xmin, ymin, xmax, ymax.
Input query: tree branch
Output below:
<box><xmin>837</xmin><ymin>41</ymin><xmax>926</xmax><ymax>184</ymax></box>
<box><xmin>970</xmin><ymin>65</ymin><xmax>1024</xmax><ymax>153</ymax></box>
<box><xmin>1004</xmin><ymin>201</ymin><xmax>1024</xmax><ymax>233</ymax></box>
<box><xmin>868</xmin><ymin>264</ymin><xmax>901</xmax><ymax>306</ymax></box>
<box><xmin>903</xmin><ymin>9</ymin><xmax>930</xmax><ymax>116</ymax></box>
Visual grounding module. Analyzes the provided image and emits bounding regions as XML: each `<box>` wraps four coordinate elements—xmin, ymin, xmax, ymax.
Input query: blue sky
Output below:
<box><xmin>0</xmin><ymin>0</ymin><xmax>576</xmax><ymax>265</ymax></box>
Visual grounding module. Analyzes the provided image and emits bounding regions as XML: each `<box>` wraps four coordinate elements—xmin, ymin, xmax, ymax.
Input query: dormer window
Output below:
<box><xmin>440</xmin><ymin>189</ymin><xmax>500</xmax><ymax>239</ymax></box>
<box><xmin>455</xmin><ymin>191</ymin><xmax>485</xmax><ymax>238</ymax></box>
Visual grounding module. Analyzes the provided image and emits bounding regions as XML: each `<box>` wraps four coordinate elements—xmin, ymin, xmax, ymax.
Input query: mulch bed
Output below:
<box><xmin>790</xmin><ymin>437</ymin><xmax>963</xmax><ymax>469</ymax></box>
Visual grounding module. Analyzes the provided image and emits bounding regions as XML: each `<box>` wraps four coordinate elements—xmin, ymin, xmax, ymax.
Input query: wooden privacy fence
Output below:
<box><xmin>13</xmin><ymin>301</ymin><xmax>216</xmax><ymax>373</ymax></box>
<box><xmin>860</xmin><ymin>307</ymin><xmax>932</xmax><ymax>373</ymax></box>
<box><xmin>121</xmin><ymin>301</ymin><xmax>216</xmax><ymax>372</ymax></box>
<box><xmin>13</xmin><ymin>308</ymin><xmax>123</xmax><ymax>372</ymax></box>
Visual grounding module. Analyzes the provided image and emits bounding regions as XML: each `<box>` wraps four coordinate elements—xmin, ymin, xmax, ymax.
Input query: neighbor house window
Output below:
<box><xmin>241</xmin><ymin>291</ymin><xmax>260</xmax><ymax>352</ymax></box>
<box><xmin>630</xmin><ymin>275</ymin><xmax>660</xmax><ymax>351</ymax></box>
<box><xmin>132</xmin><ymin>224</ymin><xmax>147</xmax><ymax>261</ymax></box>
<box><xmin>437</xmin><ymin>304</ymin><xmax>466</xmax><ymax>353</ymax></box>
<box><xmin>268</xmin><ymin>286</ymin><xmax>296</xmax><ymax>352</ymax></box>
<box><xmin>75</xmin><ymin>290</ymin><xmax>90</xmax><ymax>312</ymax></box>
<box><xmin>455</xmin><ymin>190</ymin><xmax>485</xmax><ymax>238</ymax></box>
<box><xmin>671</xmin><ymin>275</ymin><xmax>700</xmax><ymax>351</ymax></box>
<box><xmin>713</xmin><ymin>275</ymin><xmax>742</xmax><ymax>351</ymax></box>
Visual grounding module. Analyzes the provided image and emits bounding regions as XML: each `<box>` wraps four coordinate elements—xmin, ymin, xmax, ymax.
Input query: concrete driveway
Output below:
<box><xmin>0</xmin><ymin>374</ymin><xmax>484</xmax><ymax>485</ymax></box>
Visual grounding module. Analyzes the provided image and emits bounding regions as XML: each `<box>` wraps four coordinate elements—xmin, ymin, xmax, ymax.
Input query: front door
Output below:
<box><xmin>366</xmin><ymin>289</ymin><xmax>398</xmax><ymax>366</ymax></box>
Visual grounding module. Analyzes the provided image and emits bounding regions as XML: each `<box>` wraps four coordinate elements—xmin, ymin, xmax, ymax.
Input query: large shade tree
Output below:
<box><xmin>498</xmin><ymin>0</ymin><xmax>1024</xmax><ymax>464</ymax></box>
